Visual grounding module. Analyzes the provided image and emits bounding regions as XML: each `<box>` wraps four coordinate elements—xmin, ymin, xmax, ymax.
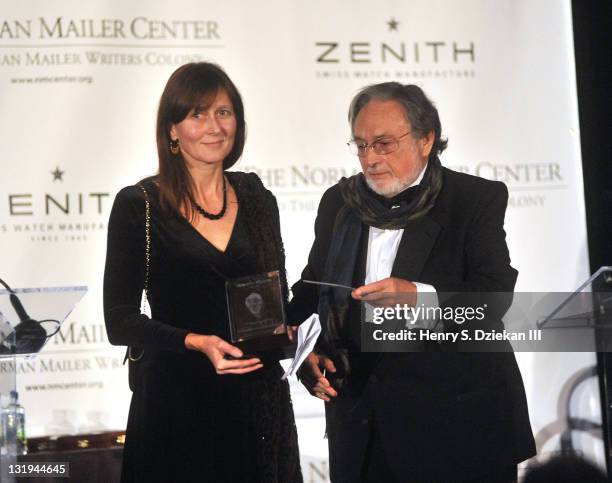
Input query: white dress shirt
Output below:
<box><xmin>364</xmin><ymin>166</ymin><xmax>438</xmax><ymax>307</ymax></box>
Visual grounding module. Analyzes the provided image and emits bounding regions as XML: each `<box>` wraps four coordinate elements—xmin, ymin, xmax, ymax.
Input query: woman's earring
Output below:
<box><xmin>169</xmin><ymin>139</ymin><xmax>180</xmax><ymax>155</ymax></box>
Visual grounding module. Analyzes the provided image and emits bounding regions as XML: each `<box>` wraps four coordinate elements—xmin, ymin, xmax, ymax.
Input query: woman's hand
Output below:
<box><xmin>185</xmin><ymin>333</ymin><xmax>263</xmax><ymax>375</ymax></box>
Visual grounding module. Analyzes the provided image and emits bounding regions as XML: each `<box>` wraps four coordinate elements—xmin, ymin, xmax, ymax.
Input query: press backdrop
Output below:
<box><xmin>0</xmin><ymin>1</ymin><xmax>598</xmax><ymax>479</ymax></box>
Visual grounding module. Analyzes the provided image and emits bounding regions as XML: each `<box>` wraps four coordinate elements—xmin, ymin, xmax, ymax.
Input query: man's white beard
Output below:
<box><xmin>365</xmin><ymin>175</ymin><xmax>411</xmax><ymax>198</ymax></box>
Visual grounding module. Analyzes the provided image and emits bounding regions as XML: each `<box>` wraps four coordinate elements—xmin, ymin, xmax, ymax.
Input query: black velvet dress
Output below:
<box><xmin>103</xmin><ymin>172</ymin><xmax>302</xmax><ymax>483</ymax></box>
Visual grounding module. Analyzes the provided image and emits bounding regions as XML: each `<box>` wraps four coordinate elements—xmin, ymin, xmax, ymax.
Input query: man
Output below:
<box><xmin>288</xmin><ymin>83</ymin><xmax>535</xmax><ymax>482</ymax></box>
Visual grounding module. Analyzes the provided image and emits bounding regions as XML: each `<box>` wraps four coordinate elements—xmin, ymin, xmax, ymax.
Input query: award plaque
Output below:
<box><xmin>225</xmin><ymin>270</ymin><xmax>289</xmax><ymax>353</ymax></box>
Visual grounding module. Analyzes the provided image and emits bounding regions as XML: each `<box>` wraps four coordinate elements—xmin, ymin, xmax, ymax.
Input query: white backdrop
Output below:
<box><xmin>0</xmin><ymin>0</ymin><xmax>597</xmax><ymax>479</ymax></box>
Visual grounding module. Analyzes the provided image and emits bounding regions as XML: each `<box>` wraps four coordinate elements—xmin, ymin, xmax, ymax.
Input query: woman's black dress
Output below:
<box><xmin>103</xmin><ymin>172</ymin><xmax>302</xmax><ymax>482</ymax></box>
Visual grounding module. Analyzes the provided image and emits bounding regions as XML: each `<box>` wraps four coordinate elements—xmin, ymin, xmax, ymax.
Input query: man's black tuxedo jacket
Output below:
<box><xmin>289</xmin><ymin>168</ymin><xmax>536</xmax><ymax>481</ymax></box>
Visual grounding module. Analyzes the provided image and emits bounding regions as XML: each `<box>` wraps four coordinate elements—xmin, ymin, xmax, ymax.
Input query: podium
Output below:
<box><xmin>538</xmin><ymin>267</ymin><xmax>612</xmax><ymax>472</ymax></box>
<box><xmin>537</xmin><ymin>266</ymin><xmax>612</xmax><ymax>331</ymax></box>
<box><xmin>0</xmin><ymin>286</ymin><xmax>87</xmax><ymax>482</ymax></box>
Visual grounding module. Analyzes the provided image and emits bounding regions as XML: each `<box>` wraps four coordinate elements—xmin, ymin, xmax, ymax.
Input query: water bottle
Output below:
<box><xmin>1</xmin><ymin>390</ymin><xmax>27</xmax><ymax>455</ymax></box>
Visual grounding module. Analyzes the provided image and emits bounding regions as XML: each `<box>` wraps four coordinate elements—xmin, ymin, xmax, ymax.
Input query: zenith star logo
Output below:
<box><xmin>387</xmin><ymin>17</ymin><xmax>399</xmax><ymax>32</ymax></box>
<box><xmin>51</xmin><ymin>166</ymin><xmax>65</xmax><ymax>182</ymax></box>
<box><xmin>6</xmin><ymin>165</ymin><xmax>110</xmax><ymax>217</ymax></box>
<box><xmin>314</xmin><ymin>16</ymin><xmax>475</xmax><ymax>65</ymax></box>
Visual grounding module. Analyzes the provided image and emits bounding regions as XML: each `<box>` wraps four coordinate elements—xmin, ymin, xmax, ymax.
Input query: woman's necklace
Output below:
<box><xmin>189</xmin><ymin>176</ymin><xmax>227</xmax><ymax>220</ymax></box>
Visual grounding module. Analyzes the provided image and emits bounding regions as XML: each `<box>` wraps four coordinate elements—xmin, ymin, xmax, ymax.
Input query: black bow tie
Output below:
<box><xmin>372</xmin><ymin>184</ymin><xmax>423</xmax><ymax>210</ymax></box>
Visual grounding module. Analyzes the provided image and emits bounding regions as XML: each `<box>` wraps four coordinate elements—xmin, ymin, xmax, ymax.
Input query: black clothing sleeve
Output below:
<box><xmin>103</xmin><ymin>186</ymin><xmax>188</xmax><ymax>353</ymax></box>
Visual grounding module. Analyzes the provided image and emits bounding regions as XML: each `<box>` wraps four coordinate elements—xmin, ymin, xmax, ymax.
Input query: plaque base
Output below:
<box><xmin>234</xmin><ymin>332</ymin><xmax>291</xmax><ymax>355</ymax></box>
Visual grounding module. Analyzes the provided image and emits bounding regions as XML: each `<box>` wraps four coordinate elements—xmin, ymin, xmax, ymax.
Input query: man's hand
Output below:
<box><xmin>185</xmin><ymin>333</ymin><xmax>263</xmax><ymax>375</ymax></box>
<box><xmin>286</xmin><ymin>325</ymin><xmax>298</xmax><ymax>342</ymax></box>
<box><xmin>352</xmin><ymin>277</ymin><xmax>417</xmax><ymax>307</ymax></box>
<box><xmin>304</xmin><ymin>352</ymin><xmax>338</xmax><ymax>402</ymax></box>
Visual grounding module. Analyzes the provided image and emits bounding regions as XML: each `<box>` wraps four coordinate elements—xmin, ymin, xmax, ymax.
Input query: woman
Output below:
<box><xmin>103</xmin><ymin>62</ymin><xmax>302</xmax><ymax>482</ymax></box>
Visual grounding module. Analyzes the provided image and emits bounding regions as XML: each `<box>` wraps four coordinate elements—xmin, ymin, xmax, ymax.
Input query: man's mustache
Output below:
<box><xmin>365</xmin><ymin>169</ymin><xmax>389</xmax><ymax>176</ymax></box>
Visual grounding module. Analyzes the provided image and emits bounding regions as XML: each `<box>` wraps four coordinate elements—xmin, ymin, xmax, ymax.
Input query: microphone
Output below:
<box><xmin>1</xmin><ymin>277</ymin><xmax>50</xmax><ymax>354</ymax></box>
<box><xmin>10</xmin><ymin>292</ymin><xmax>32</xmax><ymax>323</ymax></box>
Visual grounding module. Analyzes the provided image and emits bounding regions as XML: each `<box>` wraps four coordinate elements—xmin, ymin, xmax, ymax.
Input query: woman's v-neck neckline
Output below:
<box><xmin>181</xmin><ymin>175</ymin><xmax>241</xmax><ymax>255</ymax></box>
<box><xmin>183</xmin><ymin>202</ymin><xmax>240</xmax><ymax>255</ymax></box>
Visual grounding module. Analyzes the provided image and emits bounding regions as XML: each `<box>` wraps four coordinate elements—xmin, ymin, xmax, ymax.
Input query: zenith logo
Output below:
<box><xmin>315</xmin><ymin>18</ymin><xmax>475</xmax><ymax>64</ymax></box>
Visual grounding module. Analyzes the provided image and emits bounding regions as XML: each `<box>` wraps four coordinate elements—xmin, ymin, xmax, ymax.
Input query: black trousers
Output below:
<box><xmin>362</xmin><ymin>422</ymin><xmax>517</xmax><ymax>483</ymax></box>
<box><xmin>325</xmin><ymin>371</ymin><xmax>523</xmax><ymax>483</ymax></box>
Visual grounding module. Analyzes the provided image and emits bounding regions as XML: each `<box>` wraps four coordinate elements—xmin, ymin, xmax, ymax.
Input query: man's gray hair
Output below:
<box><xmin>348</xmin><ymin>82</ymin><xmax>448</xmax><ymax>157</ymax></box>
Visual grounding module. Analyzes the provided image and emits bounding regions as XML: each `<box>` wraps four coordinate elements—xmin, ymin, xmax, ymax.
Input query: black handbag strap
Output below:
<box><xmin>126</xmin><ymin>184</ymin><xmax>150</xmax><ymax>363</ymax></box>
<box><xmin>138</xmin><ymin>184</ymin><xmax>151</xmax><ymax>301</ymax></box>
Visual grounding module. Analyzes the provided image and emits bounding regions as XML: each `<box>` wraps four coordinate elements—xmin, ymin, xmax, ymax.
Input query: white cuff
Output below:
<box><xmin>413</xmin><ymin>282</ymin><xmax>441</xmax><ymax>331</ymax></box>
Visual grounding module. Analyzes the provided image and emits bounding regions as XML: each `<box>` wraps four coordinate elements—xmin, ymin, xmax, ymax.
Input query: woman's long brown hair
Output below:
<box><xmin>156</xmin><ymin>62</ymin><xmax>246</xmax><ymax>221</ymax></box>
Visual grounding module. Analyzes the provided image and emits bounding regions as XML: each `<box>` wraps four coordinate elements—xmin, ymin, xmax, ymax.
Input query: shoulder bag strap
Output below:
<box><xmin>127</xmin><ymin>184</ymin><xmax>150</xmax><ymax>362</ymax></box>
